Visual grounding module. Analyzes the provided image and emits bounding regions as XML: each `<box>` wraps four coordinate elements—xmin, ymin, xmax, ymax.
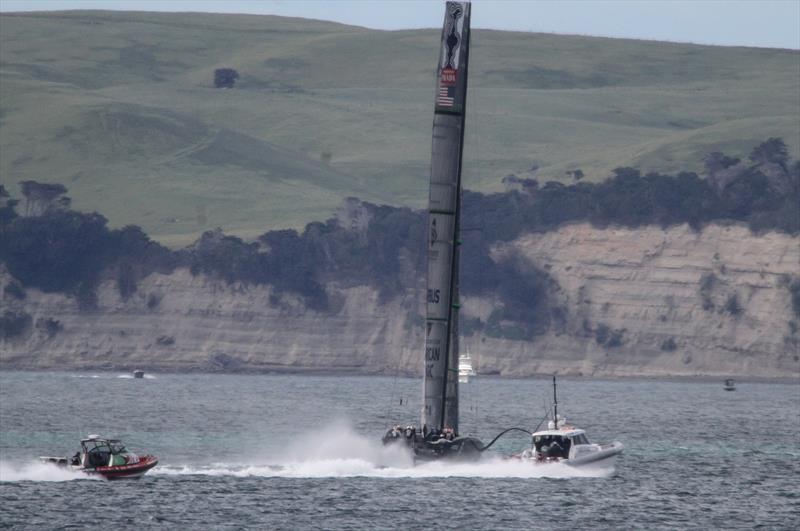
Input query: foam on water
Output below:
<box><xmin>0</xmin><ymin>461</ymin><xmax>99</xmax><ymax>482</ymax></box>
<box><xmin>67</xmin><ymin>373</ymin><xmax>156</xmax><ymax>380</ymax></box>
<box><xmin>154</xmin><ymin>423</ymin><xmax>611</xmax><ymax>479</ymax></box>
<box><xmin>153</xmin><ymin>459</ymin><xmax>609</xmax><ymax>479</ymax></box>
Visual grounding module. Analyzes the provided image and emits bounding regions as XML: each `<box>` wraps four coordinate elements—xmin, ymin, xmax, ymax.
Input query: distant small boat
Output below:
<box><xmin>40</xmin><ymin>435</ymin><xmax>158</xmax><ymax>479</ymax></box>
<box><xmin>458</xmin><ymin>353</ymin><xmax>476</xmax><ymax>383</ymax></box>
<box><xmin>133</xmin><ymin>370</ymin><xmax>145</xmax><ymax>379</ymax></box>
<box><xmin>724</xmin><ymin>378</ymin><xmax>736</xmax><ymax>391</ymax></box>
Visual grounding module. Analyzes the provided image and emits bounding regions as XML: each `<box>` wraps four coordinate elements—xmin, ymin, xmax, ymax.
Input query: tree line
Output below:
<box><xmin>1</xmin><ymin>139</ymin><xmax>797</xmax><ymax>338</ymax></box>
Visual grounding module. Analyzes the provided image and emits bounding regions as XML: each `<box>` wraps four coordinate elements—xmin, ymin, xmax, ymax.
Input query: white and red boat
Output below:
<box><xmin>40</xmin><ymin>435</ymin><xmax>158</xmax><ymax>479</ymax></box>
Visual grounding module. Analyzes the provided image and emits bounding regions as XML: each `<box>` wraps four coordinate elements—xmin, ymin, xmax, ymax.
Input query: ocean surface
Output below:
<box><xmin>0</xmin><ymin>371</ymin><xmax>798</xmax><ymax>529</ymax></box>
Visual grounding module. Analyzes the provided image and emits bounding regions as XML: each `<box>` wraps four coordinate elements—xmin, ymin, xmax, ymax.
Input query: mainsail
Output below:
<box><xmin>422</xmin><ymin>1</ymin><xmax>471</xmax><ymax>434</ymax></box>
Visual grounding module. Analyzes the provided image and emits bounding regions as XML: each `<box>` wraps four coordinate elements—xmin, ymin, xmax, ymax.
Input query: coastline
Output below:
<box><xmin>1</xmin><ymin>365</ymin><xmax>797</xmax><ymax>384</ymax></box>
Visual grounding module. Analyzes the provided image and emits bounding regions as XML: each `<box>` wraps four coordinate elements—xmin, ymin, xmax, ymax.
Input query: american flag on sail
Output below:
<box><xmin>437</xmin><ymin>85</ymin><xmax>455</xmax><ymax>107</ymax></box>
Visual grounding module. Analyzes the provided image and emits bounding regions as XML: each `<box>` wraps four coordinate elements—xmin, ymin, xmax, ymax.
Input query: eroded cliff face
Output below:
<box><xmin>1</xmin><ymin>223</ymin><xmax>798</xmax><ymax>377</ymax></box>
<box><xmin>472</xmin><ymin>223</ymin><xmax>799</xmax><ymax>377</ymax></box>
<box><xmin>0</xmin><ymin>268</ymin><xmax>423</xmax><ymax>373</ymax></box>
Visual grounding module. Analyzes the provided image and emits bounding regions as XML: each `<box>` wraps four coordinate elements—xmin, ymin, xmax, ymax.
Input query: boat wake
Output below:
<box><xmin>0</xmin><ymin>461</ymin><xmax>99</xmax><ymax>482</ymax></box>
<box><xmin>153</xmin><ymin>459</ymin><xmax>611</xmax><ymax>479</ymax></box>
<box><xmin>154</xmin><ymin>425</ymin><xmax>612</xmax><ymax>479</ymax></box>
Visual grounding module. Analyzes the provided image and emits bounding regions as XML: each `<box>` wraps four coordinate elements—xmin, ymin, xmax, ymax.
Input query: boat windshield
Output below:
<box><xmin>82</xmin><ymin>439</ymin><xmax>110</xmax><ymax>452</ymax></box>
<box><xmin>108</xmin><ymin>441</ymin><xmax>127</xmax><ymax>454</ymax></box>
<box><xmin>572</xmin><ymin>433</ymin><xmax>590</xmax><ymax>445</ymax></box>
<box><xmin>82</xmin><ymin>440</ymin><xmax>112</xmax><ymax>467</ymax></box>
<box><xmin>81</xmin><ymin>439</ymin><xmax>127</xmax><ymax>455</ymax></box>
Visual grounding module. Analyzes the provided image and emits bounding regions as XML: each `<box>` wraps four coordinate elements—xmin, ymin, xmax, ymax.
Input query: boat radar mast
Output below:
<box><xmin>552</xmin><ymin>376</ymin><xmax>559</xmax><ymax>428</ymax></box>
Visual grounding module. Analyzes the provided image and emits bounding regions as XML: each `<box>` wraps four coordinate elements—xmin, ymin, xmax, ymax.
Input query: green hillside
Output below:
<box><xmin>1</xmin><ymin>10</ymin><xmax>798</xmax><ymax>246</ymax></box>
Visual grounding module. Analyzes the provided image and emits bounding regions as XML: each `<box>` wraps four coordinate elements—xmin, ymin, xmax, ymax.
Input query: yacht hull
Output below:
<box><xmin>566</xmin><ymin>442</ymin><xmax>624</xmax><ymax>468</ymax></box>
<box><xmin>40</xmin><ymin>455</ymin><xmax>158</xmax><ymax>479</ymax></box>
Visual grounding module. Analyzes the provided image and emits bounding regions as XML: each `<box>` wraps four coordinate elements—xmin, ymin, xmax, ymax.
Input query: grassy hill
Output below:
<box><xmin>1</xmin><ymin>10</ymin><xmax>798</xmax><ymax>246</ymax></box>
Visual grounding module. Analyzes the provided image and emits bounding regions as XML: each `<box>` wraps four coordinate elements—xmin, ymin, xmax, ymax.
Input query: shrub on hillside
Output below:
<box><xmin>0</xmin><ymin>310</ymin><xmax>32</xmax><ymax>340</ymax></box>
<box><xmin>0</xmin><ymin>139</ymin><xmax>796</xmax><ymax>336</ymax></box>
<box><xmin>214</xmin><ymin>68</ymin><xmax>239</xmax><ymax>88</ymax></box>
<box><xmin>36</xmin><ymin>317</ymin><xmax>63</xmax><ymax>337</ymax></box>
<box><xmin>4</xmin><ymin>280</ymin><xmax>25</xmax><ymax>300</ymax></box>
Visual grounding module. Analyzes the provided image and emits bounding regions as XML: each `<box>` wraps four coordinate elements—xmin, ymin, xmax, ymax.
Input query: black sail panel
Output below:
<box><xmin>422</xmin><ymin>1</ymin><xmax>470</xmax><ymax>434</ymax></box>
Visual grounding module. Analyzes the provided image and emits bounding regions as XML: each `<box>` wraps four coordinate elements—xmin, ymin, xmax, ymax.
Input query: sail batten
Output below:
<box><xmin>422</xmin><ymin>1</ymin><xmax>471</xmax><ymax>434</ymax></box>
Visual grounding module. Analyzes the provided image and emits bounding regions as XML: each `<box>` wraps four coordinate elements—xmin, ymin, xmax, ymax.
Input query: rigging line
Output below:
<box><xmin>479</xmin><ymin>427</ymin><xmax>532</xmax><ymax>452</ymax></box>
<box><xmin>531</xmin><ymin>406</ymin><xmax>552</xmax><ymax>435</ymax></box>
<box><xmin>474</xmin><ymin>345</ymin><xmax>480</xmax><ymax>435</ymax></box>
<box><xmin>385</xmin><ymin>350</ymin><xmax>400</xmax><ymax>421</ymax></box>
<box><xmin>479</xmin><ymin>407</ymin><xmax>553</xmax><ymax>453</ymax></box>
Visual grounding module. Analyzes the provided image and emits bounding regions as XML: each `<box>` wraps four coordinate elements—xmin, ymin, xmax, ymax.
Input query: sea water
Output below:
<box><xmin>0</xmin><ymin>372</ymin><xmax>797</xmax><ymax>529</ymax></box>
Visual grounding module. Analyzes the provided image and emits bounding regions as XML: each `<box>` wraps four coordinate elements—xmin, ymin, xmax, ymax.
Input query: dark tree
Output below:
<box><xmin>704</xmin><ymin>151</ymin><xmax>740</xmax><ymax>175</ymax></box>
<box><xmin>214</xmin><ymin>68</ymin><xmax>240</xmax><ymax>88</ymax></box>
<box><xmin>749</xmin><ymin>137</ymin><xmax>789</xmax><ymax>170</ymax></box>
<box><xmin>567</xmin><ymin>169</ymin><xmax>584</xmax><ymax>181</ymax></box>
<box><xmin>19</xmin><ymin>181</ymin><xmax>68</xmax><ymax>215</ymax></box>
<box><xmin>725</xmin><ymin>294</ymin><xmax>743</xmax><ymax>316</ymax></box>
<box><xmin>0</xmin><ymin>197</ymin><xmax>18</xmax><ymax>230</ymax></box>
<box><xmin>0</xmin><ymin>310</ymin><xmax>32</xmax><ymax>340</ymax></box>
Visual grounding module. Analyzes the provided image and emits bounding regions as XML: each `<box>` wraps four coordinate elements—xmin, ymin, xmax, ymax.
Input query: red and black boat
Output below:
<box><xmin>41</xmin><ymin>435</ymin><xmax>158</xmax><ymax>479</ymax></box>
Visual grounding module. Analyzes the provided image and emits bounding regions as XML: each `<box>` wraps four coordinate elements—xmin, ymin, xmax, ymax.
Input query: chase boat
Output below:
<box><xmin>515</xmin><ymin>418</ymin><xmax>624</xmax><ymax>468</ymax></box>
<box><xmin>40</xmin><ymin>435</ymin><xmax>158</xmax><ymax>479</ymax></box>
<box><xmin>512</xmin><ymin>377</ymin><xmax>623</xmax><ymax>468</ymax></box>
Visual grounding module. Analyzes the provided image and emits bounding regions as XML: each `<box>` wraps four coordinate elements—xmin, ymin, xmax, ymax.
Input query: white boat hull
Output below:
<box><xmin>512</xmin><ymin>441</ymin><xmax>624</xmax><ymax>469</ymax></box>
<box><xmin>565</xmin><ymin>441</ymin><xmax>624</xmax><ymax>468</ymax></box>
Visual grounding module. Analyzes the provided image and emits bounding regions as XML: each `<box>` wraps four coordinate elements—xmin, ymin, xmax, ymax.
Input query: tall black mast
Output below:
<box><xmin>421</xmin><ymin>1</ymin><xmax>471</xmax><ymax>434</ymax></box>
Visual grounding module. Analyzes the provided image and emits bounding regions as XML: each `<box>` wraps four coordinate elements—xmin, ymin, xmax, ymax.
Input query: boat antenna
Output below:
<box><xmin>552</xmin><ymin>375</ymin><xmax>558</xmax><ymax>429</ymax></box>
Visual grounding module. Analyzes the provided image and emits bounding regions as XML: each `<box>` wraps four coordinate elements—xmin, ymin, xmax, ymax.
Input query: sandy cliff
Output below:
<box><xmin>2</xmin><ymin>223</ymin><xmax>798</xmax><ymax>377</ymax></box>
<box><xmin>476</xmin><ymin>223</ymin><xmax>799</xmax><ymax>377</ymax></box>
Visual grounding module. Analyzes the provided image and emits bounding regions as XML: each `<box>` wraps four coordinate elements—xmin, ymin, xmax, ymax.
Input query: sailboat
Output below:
<box><xmin>383</xmin><ymin>2</ymin><xmax>623</xmax><ymax>469</ymax></box>
<box><xmin>382</xmin><ymin>1</ymin><xmax>484</xmax><ymax>461</ymax></box>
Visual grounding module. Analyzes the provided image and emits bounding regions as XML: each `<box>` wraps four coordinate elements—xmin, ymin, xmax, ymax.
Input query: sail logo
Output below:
<box><xmin>430</xmin><ymin>218</ymin><xmax>438</xmax><ymax>246</ymax></box>
<box><xmin>438</xmin><ymin>2</ymin><xmax>464</xmax><ymax>109</ymax></box>
<box><xmin>425</xmin><ymin>346</ymin><xmax>441</xmax><ymax>361</ymax></box>
<box><xmin>437</xmin><ymin>85</ymin><xmax>455</xmax><ymax>108</ymax></box>
<box><xmin>441</xmin><ymin>3</ymin><xmax>464</xmax><ymax>70</ymax></box>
